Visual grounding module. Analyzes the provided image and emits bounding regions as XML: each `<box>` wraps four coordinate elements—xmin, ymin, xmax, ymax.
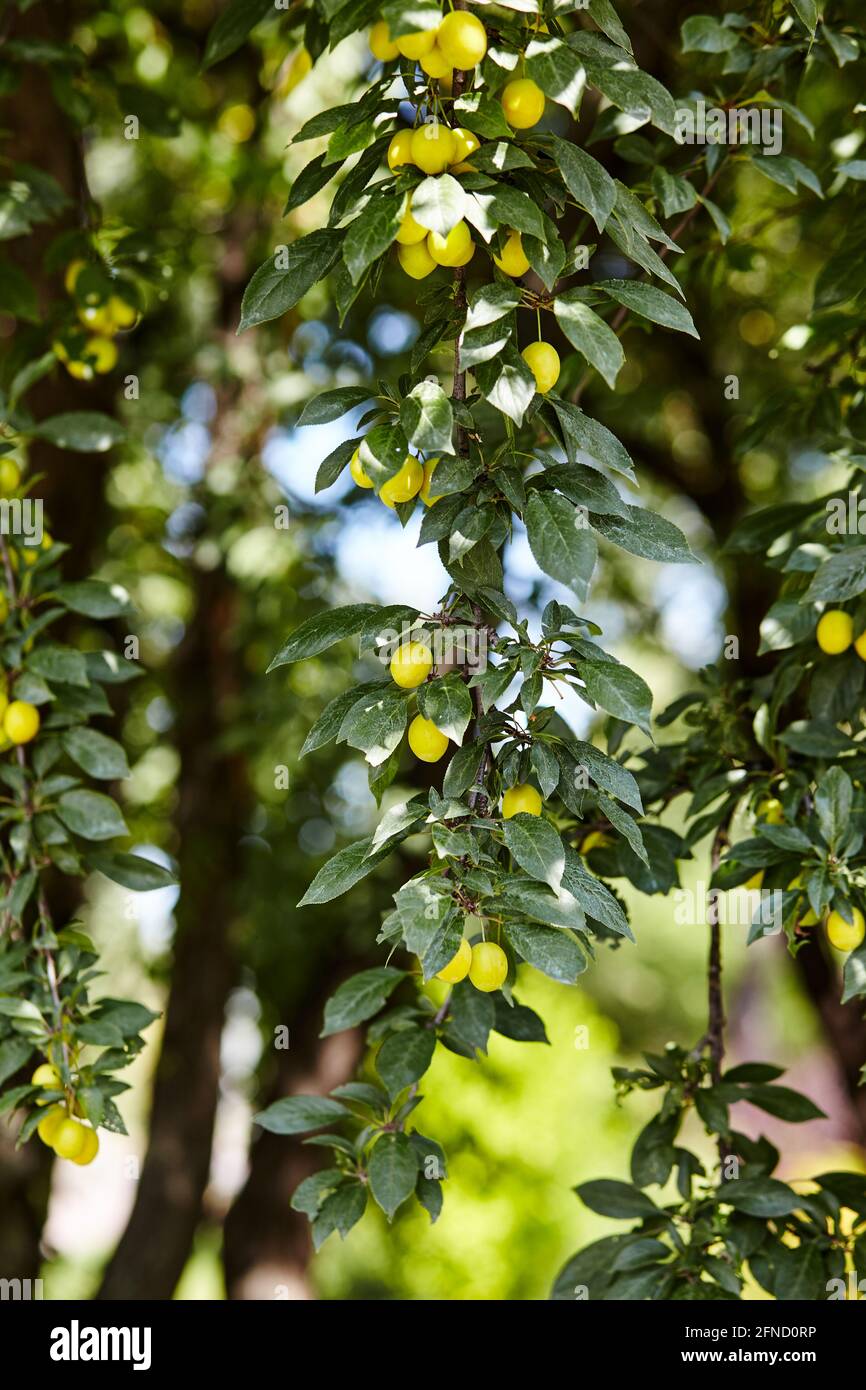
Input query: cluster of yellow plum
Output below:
<box><xmin>370</xmin><ymin>10</ymin><xmax>488</xmax><ymax>77</ymax></box>
<box><xmin>815</xmin><ymin>609</ymin><xmax>866</xmax><ymax>659</ymax></box>
<box><xmin>350</xmin><ymin>448</ymin><xmax>440</xmax><ymax>509</ymax></box>
<box><xmin>32</xmin><ymin>1064</ymin><xmax>99</xmax><ymax>1165</ymax></box>
<box><xmin>746</xmin><ymin>795</ymin><xmax>866</xmax><ymax>953</ymax></box>
<box><xmin>53</xmin><ymin>260</ymin><xmax>137</xmax><ymax>382</ymax></box>
<box><xmin>370</xmin><ymin>10</ymin><xmax>546</xmax><ymax>131</ymax></box>
<box><xmin>435</xmin><ymin>934</ymin><xmax>508</xmax><ymax>992</ymax></box>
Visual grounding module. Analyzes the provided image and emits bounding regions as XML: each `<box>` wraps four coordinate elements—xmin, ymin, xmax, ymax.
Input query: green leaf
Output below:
<box><xmin>737</xmin><ymin>1084</ymin><xmax>825</xmax><ymax>1123</ymax></box>
<box><xmin>552</xmin><ymin>137</ymin><xmax>617</xmax><ymax>233</ymax></box>
<box><xmin>27</xmin><ymin>643</ymin><xmax>89</xmax><ymax>687</ymax></box>
<box><xmin>376</xmin><ymin>1027</ymin><xmax>436</xmax><ymax>1098</ymax></box>
<box><xmin>579</xmin><ymin>658</ymin><xmax>652</xmax><ymax>734</ymax></box>
<box><xmin>400</xmin><ymin>380</ymin><xmax>454</xmax><ymax>455</ymax></box>
<box><xmin>790</xmin><ymin>0</ymin><xmax>818</xmax><ymax>36</ymax></box>
<box><xmin>525</xmin><ymin>35</ymin><xmax>585</xmax><ymax>113</ymax></box>
<box><xmin>448</xmin><ymin>982</ymin><xmax>495</xmax><ymax>1053</ymax></box>
<box><xmin>61</xmin><ymin>728</ymin><xmax>129</xmax><ymax>781</ymax></box>
<box><xmin>550</xmin><ymin>397</ymin><xmax>636</xmax><ymax>482</ymax></box>
<box><xmin>474</xmin><ymin>343</ymin><xmax>536</xmax><ymax>426</ymax></box>
<box><xmin>525</xmin><ymin>490</ymin><xmax>598</xmax><ymax>600</ymax></box>
<box><xmin>505</xmin><ymin>921</ymin><xmax>586</xmax><ymax>982</ymax></box>
<box><xmin>338</xmin><ymin>686</ymin><xmax>408</xmax><ymax>767</ymax></box>
<box><xmin>202</xmin><ymin>0</ymin><xmax>274</xmax><ymax>68</ymax></box>
<box><xmin>368</xmin><ymin>1132</ymin><xmax>418</xmax><ymax>1220</ymax></box>
<box><xmin>320</xmin><ymin>967</ymin><xmax>405</xmax><ymax>1037</ymax></box>
<box><xmin>268</xmin><ymin>603</ymin><xmax>381</xmax><ymax>670</ymax></box>
<box><xmin>253</xmin><ymin>1095</ymin><xmax>349</xmax><ymax>1135</ymax></box>
<box><xmin>57</xmin><ymin>790</ymin><xmax>128</xmax><ymax>841</ymax></box>
<box><xmin>805</xmin><ymin>550</ymin><xmax>866</xmax><ymax>603</ymax></box>
<box><xmin>344</xmin><ymin>193</ymin><xmax>404</xmax><ymax>284</ymax></box>
<box><xmin>0</xmin><ymin>259</ymin><xmax>38</xmax><ymax>321</ymax></box>
<box><xmin>299</xmin><ymin>836</ymin><xmax>396</xmax><ymax>907</ymax></box>
<box><xmin>301</xmin><ymin>682</ymin><xmax>387</xmax><ymax>757</ymax></box>
<box><xmin>592</xmin><ymin>505</ymin><xmax>698</xmax><ymax>564</ymax></box>
<box><xmin>297</xmin><ymin>387</ymin><xmax>371</xmax><ymax>427</ymax></box>
<box><xmin>723</xmin><ymin>1178</ymin><xmax>800</xmax><ymax>1217</ymax></box>
<box><xmin>680</xmin><ymin>15</ymin><xmax>741</xmax><ymax>52</ymax></box>
<box><xmin>596</xmin><ymin>279</ymin><xmax>699</xmax><ymax>338</ymax></box>
<box><xmin>486</xmin><ymin>184</ymin><xmax>546</xmax><ymax>241</ymax></box>
<box><xmin>54</xmin><ymin>580</ymin><xmax>131</xmax><ymax>619</ymax></box>
<box><xmin>312</xmin><ymin>1182</ymin><xmax>367</xmax><ymax>1248</ymax></box>
<box><xmin>419</xmin><ymin>675</ymin><xmax>472</xmax><ymax>745</ymax></box>
<box><xmin>577</xmin><ymin>1179</ymin><xmax>660</xmax><ymax>1219</ymax></box>
<box><xmin>409</xmin><ymin>173</ymin><xmax>466</xmax><ymax>237</ymax></box>
<box><xmin>291</xmin><ymin>1167</ymin><xmax>346</xmax><ymax>1218</ymax></box>
<box><xmin>31</xmin><ymin>412</ymin><xmax>125</xmax><ymax>452</ymax></box>
<box><xmin>502</xmin><ymin>814</ymin><xmax>565</xmax><ymax>890</ymax></box>
<box><xmin>554</xmin><ymin>292</ymin><xmax>624</xmax><ymax>389</ymax></box>
<box><xmin>815</xmin><ymin>766</ymin><xmax>853</xmax><ymax>853</ymax></box>
<box><xmin>87</xmin><ymin>852</ymin><xmax>177</xmax><ymax>892</ymax></box>
<box><xmin>239</xmin><ymin>230</ymin><xmax>342</xmax><ymax>332</ymax></box>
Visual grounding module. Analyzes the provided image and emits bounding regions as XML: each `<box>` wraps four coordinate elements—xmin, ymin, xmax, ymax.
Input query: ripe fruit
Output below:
<box><xmin>108</xmin><ymin>295</ymin><xmax>137</xmax><ymax>329</ymax></box>
<box><xmin>64</xmin><ymin>259</ymin><xmax>85</xmax><ymax>293</ymax></box>
<box><xmin>855</xmin><ymin>631</ymin><xmax>866</xmax><ymax>662</ymax></box>
<box><xmin>387</xmin><ymin>130</ymin><xmax>415</xmax><ymax>172</ymax></box>
<box><xmin>0</xmin><ymin>593</ymin><xmax>8</xmax><ymax>625</ymax></box>
<box><xmin>4</xmin><ymin>700</ymin><xmax>40</xmax><ymax>744</ymax></box>
<box><xmin>420</xmin><ymin>457</ymin><xmax>441</xmax><ymax>506</ymax></box>
<box><xmin>410</xmin><ymin>122</ymin><xmax>456</xmax><ymax>174</ymax></box>
<box><xmin>370</xmin><ymin>20</ymin><xmax>399</xmax><ymax>61</ymax></box>
<box><xmin>756</xmin><ymin>796</ymin><xmax>784</xmax><ymax>825</ymax></box>
<box><xmin>78</xmin><ymin>302</ymin><xmax>115</xmax><ymax>334</ymax></box>
<box><xmin>350</xmin><ymin>448</ymin><xmax>374</xmax><ymax>489</ymax></box>
<box><xmin>580</xmin><ymin>830</ymin><xmax>612</xmax><ymax>854</ymax></box>
<box><xmin>522</xmin><ymin>341</ymin><xmax>560</xmax><ymax>394</ymax></box>
<box><xmin>437</xmin><ymin>11</ymin><xmax>488</xmax><ymax>69</ymax></box>
<box><xmin>390</xmin><ymin>640</ymin><xmax>433</xmax><ymax>689</ymax></box>
<box><xmin>744</xmin><ymin>871</ymin><xmax>764</xmax><ymax>891</ymax></box>
<box><xmin>502</xmin><ymin>784</ymin><xmax>542</xmax><ymax>818</ymax></box>
<box><xmin>788</xmin><ymin>875</ymin><xmax>817</xmax><ymax>926</ymax></box>
<box><xmin>408</xmin><ymin>714</ymin><xmax>449</xmax><ymax>762</ymax></box>
<box><xmin>85</xmin><ymin>336</ymin><xmax>118</xmax><ymax>373</ymax></box>
<box><xmin>816</xmin><ymin>610</ymin><xmax>853</xmax><ymax>654</ymax></box>
<box><xmin>427</xmin><ymin>220</ymin><xmax>472</xmax><ymax>267</ymax></box>
<box><xmin>469</xmin><ymin>941</ymin><xmax>508</xmax><ymax>992</ymax></box>
<box><xmin>66</xmin><ymin>359</ymin><xmax>94</xmax><ymax>381</ymax></box>
<box><xmin>395</xmin><ymin>29</ymin><xmax>436</xmax><ymax>60</ymax></box>
<box><xmin>826</xmin><ymin>907</ymin><xmax>865</xmax><ymax>952</ymax></box>
<box><xmin>420</xmin><ymin>46</ymin><xmax>452</xmax><ymax>80</ymax></box>
<box><xmin>449</xmin><ymin>127</ymin><xmax>480</xmax><ymax>170</ymax></box>
<box><xmin>32</xmin><ymin>1063</ymin><xmax>61</xmax><ymax>1091</ymax></box>
<box><xmin>396</xmin><ymin>206</ymin><xmax>428</xmax><ymax>246</ymax></box>
<box><xmin>493</xmin><ymin>229</ymin><xmax>530</xmax><ymax>277</ymax></box>
<box><xmin>380</xmin><ymin>455</ymin><xmax>424</xmax><ymax>507</ymax></box>
<box><xmin>501</xmin><ymin>78</ymin><xmax>546</xmax><ymax>130</ymax></box>
<box><xmin>37</xmin><ymin>1106</ymin><xmax>66</xmax><ymax>1148</ymax></box>
<box><xmin>70</xmin><ymin>1126</ymin><xmax>99</xmax><ymax>1166</ymax></box>
<box><xmin>398</xmin><ymin>240</ymin><xmax>436</xmax><ymax>280</ymax></box>
<box><xmin>0</xmin><ymin>458</ymin><xmax>21</xmax><ymax>494</ymax></box>
<box><xmin>436</xmin><ymin>936</ymin><xmax>472</xmax><ymax>983</ymax></box>
<box><xmin>53</xmin><ymin>1117</ymin><xmax>88</xmax><ymax>1161</ymax></box>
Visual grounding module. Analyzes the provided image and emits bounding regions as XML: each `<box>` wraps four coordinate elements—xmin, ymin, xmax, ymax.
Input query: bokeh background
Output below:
<box><xmin>2</xmin><ymin>0</ymin><xmax>864</xmax><ymax>1300</ymax></box>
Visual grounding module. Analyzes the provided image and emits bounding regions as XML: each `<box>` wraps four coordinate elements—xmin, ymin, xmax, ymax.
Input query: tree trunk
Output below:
<box><xmin>222</xmin><ymin>969</ymin><xmax>364</xmax><ymax>1301</ymax></box>
<box><xmin>97</xmin><ymin>566</ymin><xmax>245</xmax><ymax>1299</ymax></box>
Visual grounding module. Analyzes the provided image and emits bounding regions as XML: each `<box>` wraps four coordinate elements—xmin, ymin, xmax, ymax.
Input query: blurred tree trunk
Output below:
<box><xmin>222</xmin><ymin>966</ymin><xmax>364</xmax><ymax>1301</ymax></box>
<box><xmin>97</xmin><ymin>564</ymin><xmax>244</xmax><ymax>1299</ymax></box>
